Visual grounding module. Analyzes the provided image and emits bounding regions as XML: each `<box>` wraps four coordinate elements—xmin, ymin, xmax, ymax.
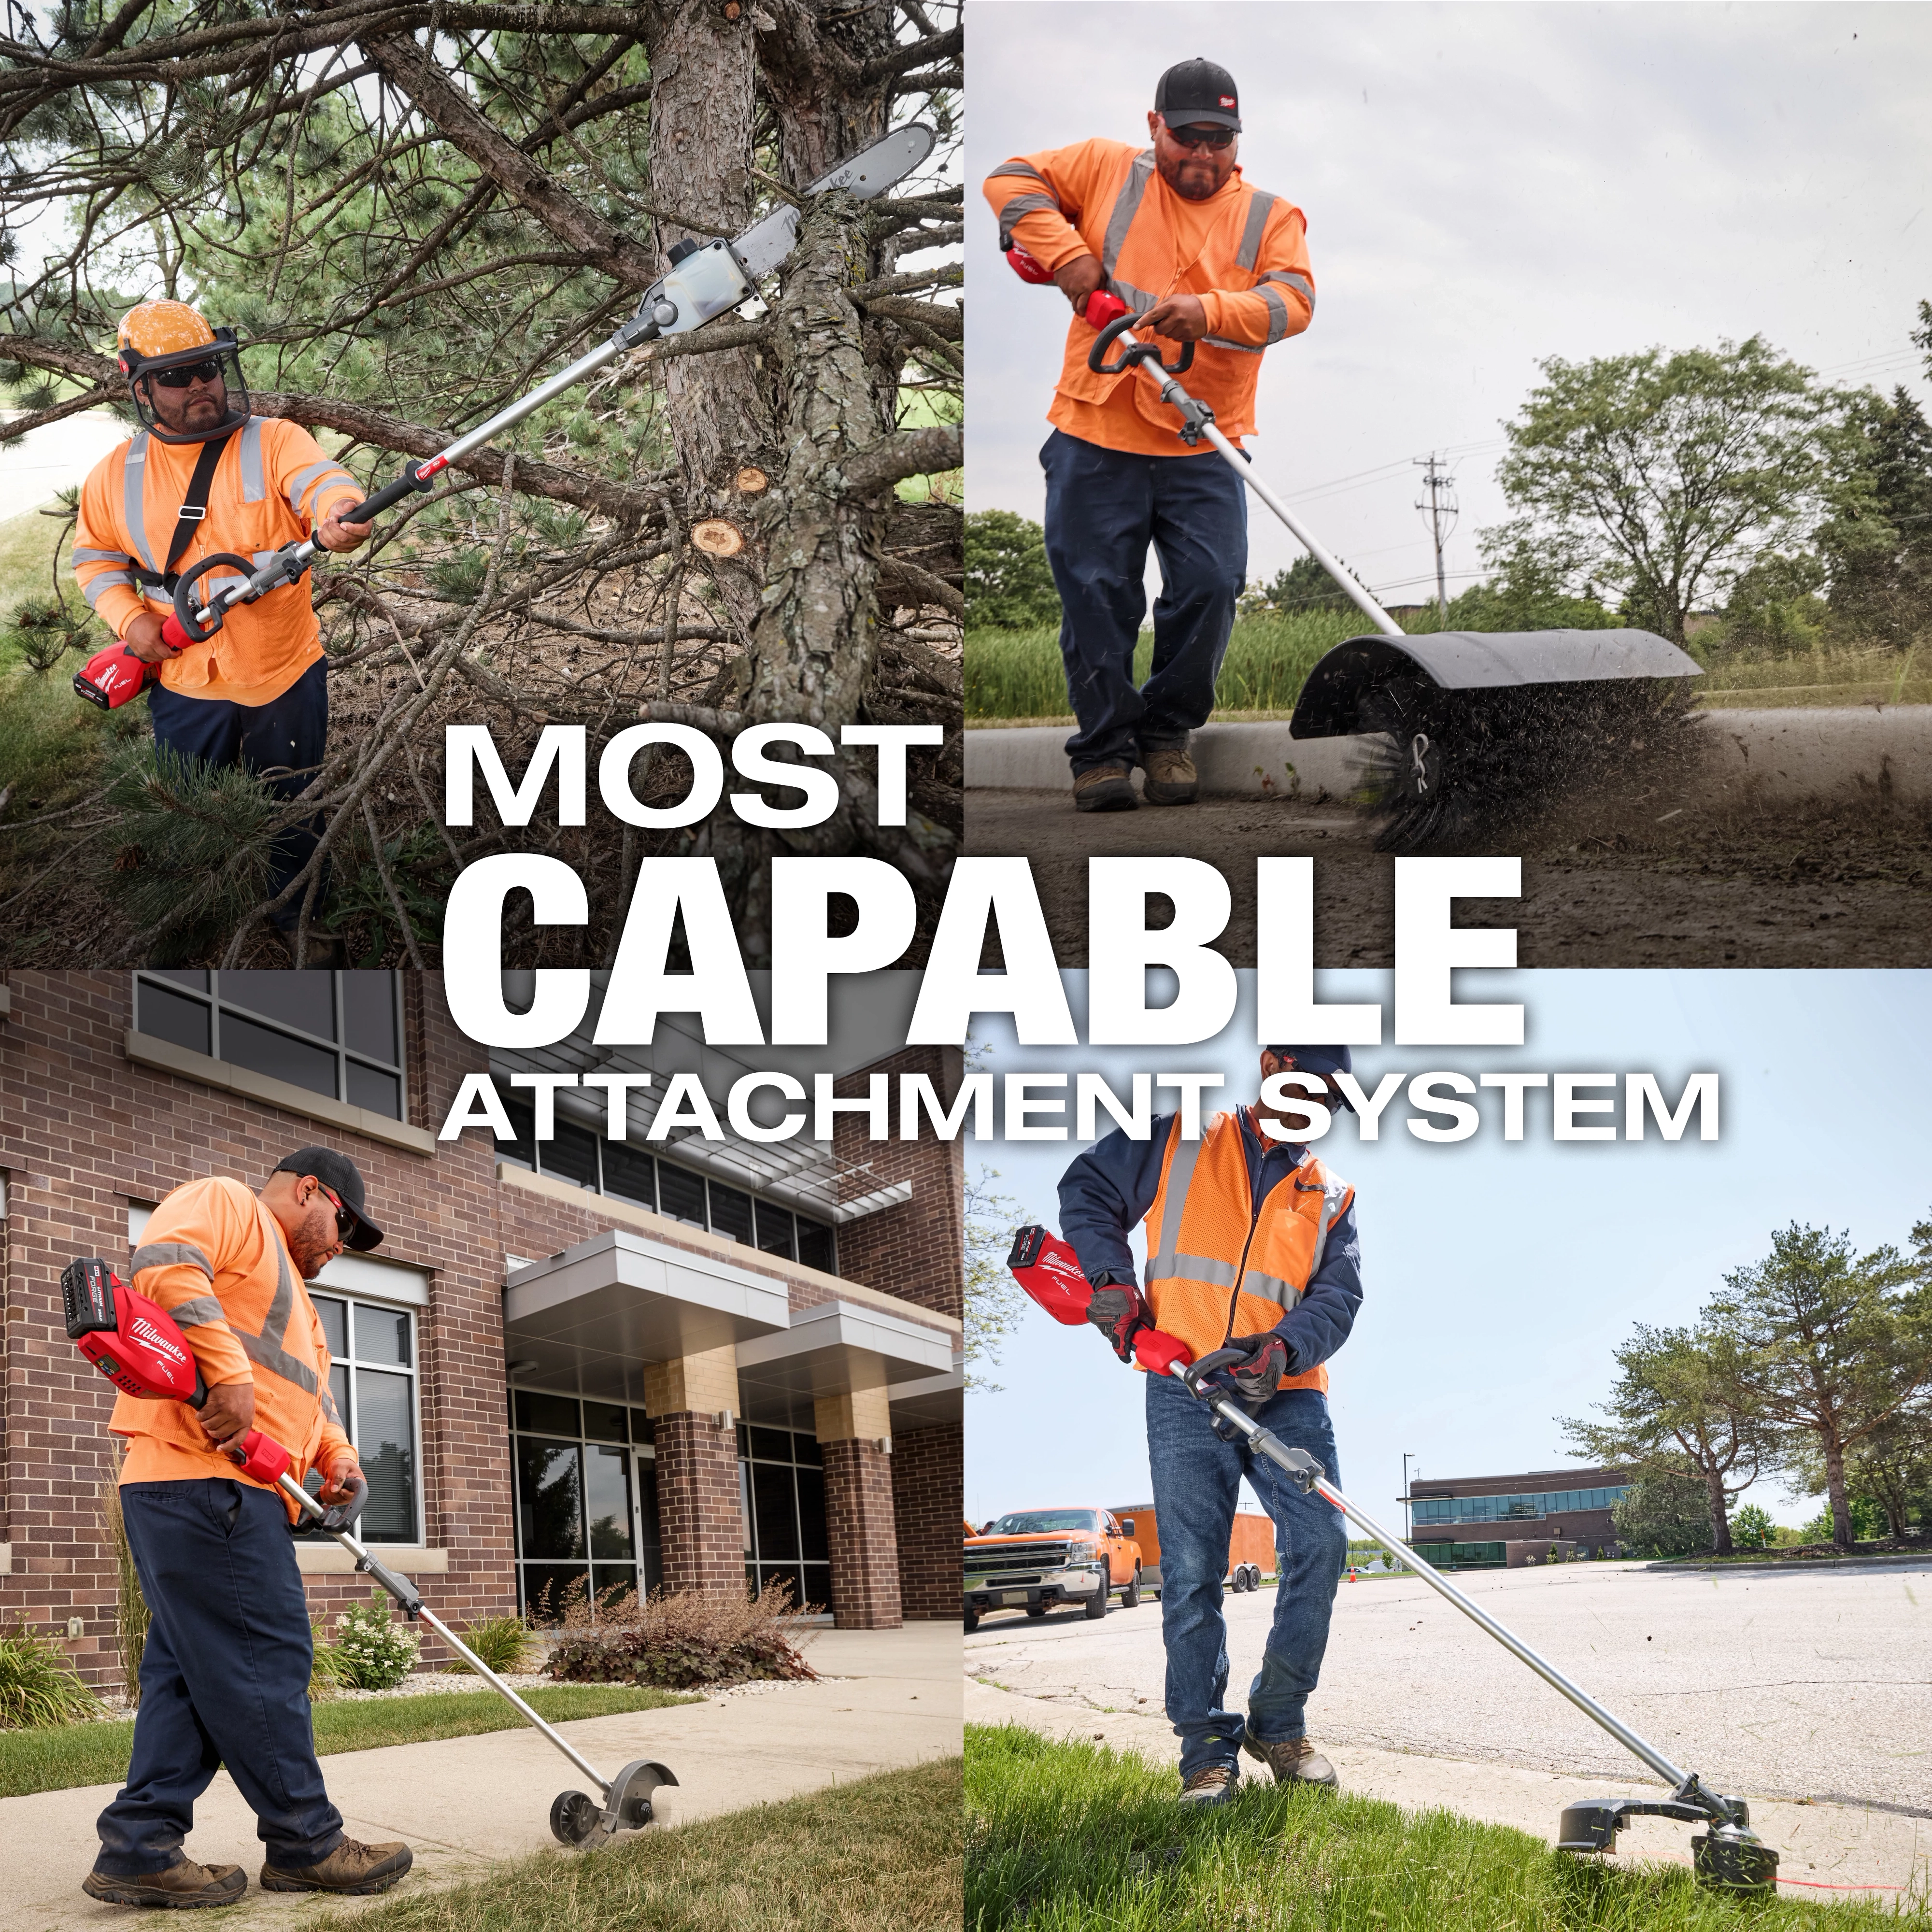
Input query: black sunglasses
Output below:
<box><xmin>1166</xmin><ymin>124</ymin><xmax>1236</xmax><ymax>151</ymax></box>
<box><xmin>151</xmin><ymin>358</ymin><xmax>224</xmax><ymax>389</ymax></box>
<box><xmin>316</xmin><ymin>1182</ymin><xmax>355</xmax><ymax>1244</ymax></box>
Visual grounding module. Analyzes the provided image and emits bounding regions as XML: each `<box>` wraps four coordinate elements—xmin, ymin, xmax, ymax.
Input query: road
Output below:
<box><xmin>964</xmin><ymin>1557</ymin><xmax>1932</xmax><ymax>1813</ymax></box>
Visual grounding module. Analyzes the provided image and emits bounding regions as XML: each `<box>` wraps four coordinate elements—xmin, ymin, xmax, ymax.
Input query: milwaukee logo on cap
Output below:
<box><xmin>1220</xmin><ymin>95</ymin><xmax>1236</xmax><ymax>107</ymax></box>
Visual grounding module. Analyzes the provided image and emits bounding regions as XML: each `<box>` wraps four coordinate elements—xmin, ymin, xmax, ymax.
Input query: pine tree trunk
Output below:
<box><xmin>1705</xmin><ymin>1468</ymin><xmax>1734</xmax><ymax>1555</ymax></box>
<box><xmin>1825</xmin><ymin>1437</ymin><xmax>1853</xmax><ymax>1549</ymax></box>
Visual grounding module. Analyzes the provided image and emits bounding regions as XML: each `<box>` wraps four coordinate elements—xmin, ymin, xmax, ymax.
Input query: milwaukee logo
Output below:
<box><xmin>129</xmin><ymin>1316</ymin><xmax>189</xmax><ymax>1367</ymax></box>
<box><xmin>1220</xmin><ymin>95</ymin><xmax>1236</xmax><ymax>108</ymax></box>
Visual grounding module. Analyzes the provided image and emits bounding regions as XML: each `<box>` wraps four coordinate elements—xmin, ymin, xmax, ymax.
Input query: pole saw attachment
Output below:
<box><xmin>63</xmin><ymin>1255</ymin><xmax>676</xmax><ymax>1850</ymax></box>
<box><xmin>1003</xmin><ymin>1226</ymin><xmax>1780</xmax><ymax>1896</ymax></box>
<box><xmin>79</xmin><ymin>124</ymin><xmax>936</xmax><ymax>707</ymax></box>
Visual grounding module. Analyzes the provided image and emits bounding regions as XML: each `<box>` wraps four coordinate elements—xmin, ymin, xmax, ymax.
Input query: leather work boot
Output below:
<box><xmin>1242</xmin><ymin>1733</ymin><xmax>1340</xmax><ymax>1790</ymax></box>
<box><xmin>1177</xmin><ymin>1762</ymin><xmax>1241</xmax><ymax>1807</ymax></box>
<box><xmin>1141</xmin><ymin>746</ymin><xmax>1199</xmax><ymax>805</ymax></box>
<box><xmin>82</xmin><ymin>1857</ymin><xmax>247</xmax><ymax>1909</ymax></box>
<box><xmin>1072</xmin><ymin>765</ymin><xmax>1137</xmax><ymax>812</ymax></box>
<box><xmin>259</xmin><ymin>1838</ymin><xmax>413</xmax><ymax>1895</ymax></box>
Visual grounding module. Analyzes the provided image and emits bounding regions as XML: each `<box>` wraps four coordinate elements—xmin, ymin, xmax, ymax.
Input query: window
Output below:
<box><xmin>1410</xmin><ymin>1541</ymin><xmax>1507</xmax><ymax>1569</ymax></box>
<box><xmin>135</xmin><ymin>971</ymin><xmax>406</xmax><ymax>1121</ymax></box>
<box><xmin>1411</xmin><ymin>1485</ymin><xmax>1630</xmax><ymax>1525</ymax></box>
<box><xmin>509</xmin><ymin>1390</ymin><xmax>661</xmax><ymax>1619</ymax></box>
<box><xmin>308</xmin><ymin>1291</ymin><xmax>420</xmax><ymax>1543</ymax></box>
<box><xmin>737</xmin><ymin>1423</ymin><xmax>828</xmax><ymax>1610</ymax></box>
<box><xmin>497</xmin><ymin>1097</ymin><xmax>835</xmax><ymax>1271</ymax></box>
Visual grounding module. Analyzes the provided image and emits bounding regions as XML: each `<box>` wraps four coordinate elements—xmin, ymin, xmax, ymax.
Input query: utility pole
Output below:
<box><xmin>1413</xmin><ymin>454</ymin><xmax>1458</xmax><ymax>624</ymax></box>
<box><xmin>1402</xmin><ymin>1452</ymin><xmax>1419</xmax><ymax>1542</ymax></box>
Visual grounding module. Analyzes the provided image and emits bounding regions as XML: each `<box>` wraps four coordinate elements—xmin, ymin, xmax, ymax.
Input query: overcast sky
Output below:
<box><xmin>967</xmin><ymin>1</ymin><xmax>1932</xmax><ymax>610</ymax></box>
<box><xmin>966</xmin><ymin>969</ymin><xmax>1932</xmax><ymax>1537</ymax></box>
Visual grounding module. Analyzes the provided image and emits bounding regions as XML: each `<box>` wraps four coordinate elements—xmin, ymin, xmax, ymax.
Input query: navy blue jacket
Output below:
<box><xmin>1057</xmin><ymin>1107</ymin><xmax>1363</xmax><ymax>1377</ymax></box>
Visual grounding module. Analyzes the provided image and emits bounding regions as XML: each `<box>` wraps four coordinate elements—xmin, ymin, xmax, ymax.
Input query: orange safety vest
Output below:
<box><xmin>113</xmin><ymin>1175</ymin><xmax>354</xmax><ymax>1512</ymax></box>
<box><xmin>1142</xmin><ymin>1108</ymin><xmax>1353</xmax><ymax>1393</ymax></box>
<box><xmin>72</xmin><ymin>418</ymin><xmax>362</xmax><ymax>708</ymax></box>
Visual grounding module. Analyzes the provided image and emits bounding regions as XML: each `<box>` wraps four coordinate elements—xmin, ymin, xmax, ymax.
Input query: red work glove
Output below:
<box><xmin>1086</xmin><ymin>1276</ymin><xmax>1151</xmax><ymax>1364</ymax></box>
<box><xmin>1220</xmin><ymin>1332</ymin><xmax>1292</xmax><ymax>1411</ymax></box>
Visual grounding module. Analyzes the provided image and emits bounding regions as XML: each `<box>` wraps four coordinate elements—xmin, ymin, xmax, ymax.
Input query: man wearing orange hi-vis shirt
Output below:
<box><xmin>984</xmin><ymin>59</ymin><xmax>1316</xmax><ymax>811</ymax></box>
<box><xmin>83</xmin><ymin>1149</ymin><xmax>415</xmax><ymax>1909</ymax></box>
<box><xmin>71</xmin><ymin>301</ymin><xmax>372</xmax><ymax>934</ymax></box>
<box><xmin>1058</xmin><ymin>1047</ymin><xmax>1361</xmax><ymax>1807</ymax></box>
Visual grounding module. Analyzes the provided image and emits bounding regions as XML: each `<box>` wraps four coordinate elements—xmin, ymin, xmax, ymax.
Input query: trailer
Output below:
<box><xmin>1110</xmin><ymin>1503</ymin><xmax>1276</xmax><ymax>1595</ymax></box>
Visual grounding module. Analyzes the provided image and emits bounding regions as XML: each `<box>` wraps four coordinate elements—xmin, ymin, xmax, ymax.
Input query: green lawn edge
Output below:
<box><xmin>965</xmin><ymin>1722</ymin><xmax>1913</xmax><ymax>1930</ymax></box>
<box><xmin>0</xmin><ymin>1683</ymin><xmax>698</xmax><ymax>1800</ymax></box>
<box><xmin>298</xmin><ymin>1754</ymin><xmax>963</xmax><ymax>1932</ymax></box>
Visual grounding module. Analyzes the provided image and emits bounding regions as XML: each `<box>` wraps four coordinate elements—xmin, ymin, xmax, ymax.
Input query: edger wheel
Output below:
<box><xmin>551</xmin><ymin>1790</ymin><xmax>601</xmax><ymax>1845</ymax></box>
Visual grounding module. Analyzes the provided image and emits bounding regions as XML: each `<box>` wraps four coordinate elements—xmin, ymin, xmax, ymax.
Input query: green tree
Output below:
<box><xmin>963</xmin><ymin>1167</ymin><xmax>1028</xmax><ymax>1393</ymax></box>
<box><xmin>1612</xmin><ymin>1470</ymin><xmax>1711</xmax><ymax>1558</ymax></box>
<box><xmin>1249</xmin><ymin>553</ymin><xmax>1357</xmax><ymax>617</ymax></box>
<box><xmin>965</xmin><ymin>511</ymin><xmax>1061</xmax><ymax>630</ymax></box>
<box><xmin>1730</xmin><ymin>1502</ymin><xmax>1774</xmax><ymax>1549</ymax></box>
<box><xmin>1437</xmin><ymin>539</ymin><xmax>1619</xmax><ymax>633</ymax></box>
<box><xmin>1486</xmin><ymin>337</ymin><xmax>1835</xmax><ymax>644</ymax></box>
<box><xmin>1558</xmin><ymin>1321</ymin><xmax>1769</xmax><ymax>1556</ymax></box>
<box><xmin>1815</xmin><ymin>377</ymin><xmax>1932</xmax><ymax>648</ymax></box>
<box><xmin>1705</xmin><ymin>1223</ymin><xmax>1932</xmax><ymax>1551</ymax></box>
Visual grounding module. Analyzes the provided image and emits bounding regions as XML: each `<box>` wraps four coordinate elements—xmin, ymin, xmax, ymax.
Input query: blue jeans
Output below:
<box><xmin>1040</xmin><ymin>428</ymin><xmax>1248</xmax><ymax>776</ymax></box>
<box><xmin>1147</xmin><ymin>1373</ymin><xmax>1349</xmax><ymax>1778</ymax></box>
<box><xmin>150</xmin><ymin>656</ymin><xmax>329</xmax><ymax>928</ymax></box>
<box><xmin>95</xmin><ymin>1480</ymin><xmax>344</xmax><ymax>1876</ymax></box>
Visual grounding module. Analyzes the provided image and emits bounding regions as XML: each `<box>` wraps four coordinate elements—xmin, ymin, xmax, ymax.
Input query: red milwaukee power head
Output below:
<box><xmin>61</xmin><ymin>1258</ymin><xmax>207</xmax><ymax>1406</ymax></box>
<box><xmin>73</xmin><ymin>617</ymin><xmax>191</xmax><ymax>709</ymax></box>
<box><xmin>1007</xmin><ymin>1226</ymin><xmax>1194</xmax><ymax>1374</ymax></box>
<box><xmin>227</xmin><ymin>1428</ymin><xmax>292</xmax><ymax>1487</ymax></box>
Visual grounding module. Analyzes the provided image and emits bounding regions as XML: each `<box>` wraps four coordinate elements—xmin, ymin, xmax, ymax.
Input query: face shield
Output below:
<box><xmin>118</xmin><ymin>327</ymin><xmax>251</xmax><ymax>444</ymax></box>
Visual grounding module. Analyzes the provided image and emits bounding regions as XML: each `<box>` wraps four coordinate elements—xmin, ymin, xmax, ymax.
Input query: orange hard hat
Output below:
<box><xmin>117</xmin><ymin>300</ymin><xmax>217</xmax><ymax>371</ymax></box>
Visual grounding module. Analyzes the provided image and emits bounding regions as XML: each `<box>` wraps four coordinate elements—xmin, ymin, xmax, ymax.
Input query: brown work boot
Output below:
<box><xmin>1242</xmin><ymin>1733</ymin><xmax>1339</xmax><ymax>1790</ymax></box>
<box><xmin>82</xmin><ymin>1857</ymin><xmax>246</xmax><ymax>1909</ymax></box>
<box><xmin>1072</xmin><ymin>764</ymin><xmax>1137</xmax><ymax>812</ymax></box>
<box><xmin>259</xmin><ymin>1838</ymin><xmax>412</xmax><ymax>1895</ymax></box>
<box><xmin>1177</xmin><ymin>1762</ymin><xmax>1241</xmax><ymax>1807</ymax></box>
<box><xmin>1141</xmin><ymin>745</ymin><xmax>1199</xmax><ymax>805</ymax></box>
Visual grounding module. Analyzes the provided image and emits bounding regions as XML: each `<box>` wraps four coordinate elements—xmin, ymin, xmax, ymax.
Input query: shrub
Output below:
<box><xmin>331</xmin><ymin>1592</ymin><xmax>420</xmax><ymax>1690</ymax></box>
<box><xmin>441</xmin><ymin>1615</ymin><xmax>535</xmax><ymax>1677</ymax></box>
<box><xmin>544</xmin><ymin>1580</ymin><xmax>818</xmax><ymax>1691</ymax></box>
<box><xmin>309</xmin><ymin>1620</ymin><xmax>346</xmax><ymax>1702</ymax></box>
<box><xmin>0</xmin><ymin>1622</ymin><xmax>101</xmax><ymax>1730</ymax></box>
<box><xmin>99</xmin><ymin>1467</ymin><xmax>149</xmax><ymax>1708</ymax></box>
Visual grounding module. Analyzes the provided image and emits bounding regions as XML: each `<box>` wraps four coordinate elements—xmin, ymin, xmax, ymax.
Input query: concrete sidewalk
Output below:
<box><xmin>0</xmin><ymin>1624</ymin><xmax>962</xmax><ymax>1932</ymax></box>
<box><xmin>967</xmin><ymin>1678</ymin><xmax>1929</xmax><ymax>1905</ymax></box>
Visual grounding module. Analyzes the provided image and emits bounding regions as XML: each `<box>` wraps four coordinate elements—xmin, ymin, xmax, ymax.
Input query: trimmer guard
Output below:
<box><xmin>1289</xmin><ymin>629</ymin><xmax>1702</xmax><ymax>739</ymax></box>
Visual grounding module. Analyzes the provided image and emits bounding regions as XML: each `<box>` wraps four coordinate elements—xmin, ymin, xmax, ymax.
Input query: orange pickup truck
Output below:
<box><xmin>963</xmin><ymin>1507</ymin><xmax>1144</xmax><ymax>1632</ymax></box>
<box><xmin>1110</xmin><ymin>1504</ymin><xmax>1277</xmax><ymax>1595</ymax></box>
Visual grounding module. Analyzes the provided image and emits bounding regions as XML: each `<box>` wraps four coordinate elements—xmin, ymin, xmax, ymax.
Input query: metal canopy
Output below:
<box><xmin>735</xmin><ymin>1298</ymin><xmax>957</xmax><ymax>1407</ymax></box>
<box><xmin>1289</xmin><ymin>629</ymin><xmax>1703</xmax><ymax>739</ymax></box>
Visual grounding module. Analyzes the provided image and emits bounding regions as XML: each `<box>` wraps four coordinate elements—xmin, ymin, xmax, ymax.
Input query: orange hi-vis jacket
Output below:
<box><xmin>1142</xmin><ymin>1109</ymin><xmax>1354</xmax><ymax>1393</ymax></box>
<box><xmin>73</xmin><ymin>418</ymin><xmax>363</xmax><ymax>708</ymax></box>
<box><xmin>113</xmin><ymin>1176</ymin><xmax>355</xmax><ymax>1513</ymax></box>
<box><xmin>984</xmin><ymin>137</ymin><xmax>1315</xmax><ymax>457</ymax></box>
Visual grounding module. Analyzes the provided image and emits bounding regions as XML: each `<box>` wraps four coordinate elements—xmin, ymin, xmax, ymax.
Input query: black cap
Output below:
<box><xmin>1264</xmin><ymin>1045</ymin><xmax>1356</xmax><ymax>1113</ymax></box>
<box><xmin>1155</xmin><ymin>57</ymin><xmax>1241</xmax><ymax>133</ymax></box>
<box><xmin>273</xmin><ymin>1147</ymin><xmax>384</xmax><ymax>1250</ymax></box>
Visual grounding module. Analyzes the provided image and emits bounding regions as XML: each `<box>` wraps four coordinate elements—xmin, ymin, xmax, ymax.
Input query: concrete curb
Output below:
<box><xmin>965</xmin><ymin>708</ymin><xmax>1932</xmax><ymax>809</ymax></box>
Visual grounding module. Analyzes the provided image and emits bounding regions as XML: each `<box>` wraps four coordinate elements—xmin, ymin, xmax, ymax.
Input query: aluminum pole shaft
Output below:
<box><xmin>1175</xmin><ymin>1373</ymin><xmax>1697</xmax><ymax>1796</ymax></box>
<box><xmin>437</xmin><ymin>336</ymin><xmax>627</xmax><ymax>467</ymax></box>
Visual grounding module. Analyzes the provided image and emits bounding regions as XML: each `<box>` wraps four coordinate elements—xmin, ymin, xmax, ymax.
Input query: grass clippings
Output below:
<box><xmin>966</xmin><ymin>1724</ymin><xmax>1915</xmax><ymax>1930</ymax></box>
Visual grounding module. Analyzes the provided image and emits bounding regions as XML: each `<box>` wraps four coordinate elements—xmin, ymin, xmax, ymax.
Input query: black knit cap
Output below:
<box><xmin>1154</xmin><ymin>57</ymin><xmax>1241</xmax><ymax>133</ymax></box>
<box><xmin>273</xmin><ymin>1147</ymin><xmax>384</xmax><ymax>1250</ymax></box>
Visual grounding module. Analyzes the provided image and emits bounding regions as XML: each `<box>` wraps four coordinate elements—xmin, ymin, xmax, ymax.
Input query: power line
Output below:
<box><xmin>1414</xmin><ymin>452</ymin><xmax>1459</xmax><ymax>621</ymax></box>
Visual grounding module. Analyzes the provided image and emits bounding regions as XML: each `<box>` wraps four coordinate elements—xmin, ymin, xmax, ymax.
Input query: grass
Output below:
<box><xmin>0</xmin><ymin>1682</ymin><xmax>698</xmax><ymax>1799</ymax></box>
<box><xmin>311</xmin><ymin>1754</ymin><xmax>962</xmax><ymax>1932</ymax></box>
<box><xmin>1695</xmin><ymin>644</ymin><xmax>1932</xmax><ymax>709</ymax></box>
<box><xmin>965</xmin><ymin>1725</ymin><xmax>1914</xmax><ymax>1930</ymax></box>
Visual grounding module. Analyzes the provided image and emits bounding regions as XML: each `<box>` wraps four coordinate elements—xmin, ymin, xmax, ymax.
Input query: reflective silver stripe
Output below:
<box><xmin>1260</xmin><ymin>269</ymin><xmax>1315</xmax><ymax>312</ymax></box>
<box><xmin>989</xmin><ymin>160</ymin><xmax>1052</xmax><ymax>185</ymax></box>
<box><xmin>321</xmin><ymin>1386</ymin><xmax>345</xmax><ymax>1426</ymax></box>
<box><xmin>168</xmin><ymin>1295</ymin><xmax>226</xmax><ymax>1328</ymax></box>
<box><xmin>1111</xmin><ymin>280</ymin><xmax>1158</xmax><ymax>313</ymax></box>
<box><xmin>259</xmin><ymin>1240</ymin><xmax>296</xmax><ymax>1351</ymax></box>
<box><xmin>81</xmin><ymin>571</ymin><xmax>135</xmax><ymax>606</ymax></box>
<box><xmin>131</xmin><ymin>1241</ymin><xmax>214</xmax><ymax>1279</ymax></box>
<box><xmin>253</xmin><ymin>551</ymin><xmax>280</xmax><ymax>568</ymax></box>
<box><xmin>1256</xmin><ymin>286</ymin><xmax>1293</xmax><ymax>345</ymax></box>
<box><xmin>122</xmin><ymin>434</ymin><xmax>156</xmax><ymax>573</ymax></box>
<box><xmin>1100</xmin><ymin>149</ymin><xmax>1156</xmax><ymax>277</ymax></box>
<box><xmin>239</xmin><ymin>1331</ymin><xmax>319</xmax><ymax>1394</ymax></box>
<box><xmin>1242</xmin><ymin>1269</ymin><xmax>1304</xmax><ymax>1312</ymax></box>
<box><xmin>287</xmin><ymin>460</ymin><xmax>353</xmax><ymax>516</ymax></box>
<box><xmin>997</xmin><ymin>192</ymin><xmax>1060</xmax><ymax>222</ymax></box>
<box><xmin>72</xmin><ymin>547</ymin><xmax>133</xmax><ymax>565</ymax></box>
<box><xmin>1171</xmin><ymin>1251</ymin><xmax>1238</xmax><ymax>1287</ymax></box>
<box><xmin>1236</xmin><ymin>191</ymin><xmax>1278</xmax><ymax>271</ymax></box>
<box><xmin>1146</xmin><ymin>1121</ymin><xmax>1207</xmax><ymax>1288</ymax></box>
<box><xmin>231</xmin><ymin>1234</ymin><xmax>319</xmax><ymax>1392</ymax></box>
<box><xmin>238</xmin><ymin>417</ymin><xmax>266</xmax><ymax>503</ymax></box>
<box><xmin>1203</xmin><ymin>335</ymin><xmax>1263</xmax><ymax>355</ymax></box>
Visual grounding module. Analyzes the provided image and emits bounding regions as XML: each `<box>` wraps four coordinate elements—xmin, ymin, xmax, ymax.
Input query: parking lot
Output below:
<box><xmin>964</xmin><ymin>1557</ymin><xmax>1932</xmax><ymax>1812</ymax></box>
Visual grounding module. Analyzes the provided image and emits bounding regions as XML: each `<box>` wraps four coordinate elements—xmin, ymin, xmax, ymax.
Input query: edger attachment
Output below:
<box><xmin>65</xmin><ymin>1257</ymin><xmax>676</xmax><ymax>1849</ymax></box>
<box><xmin>1006</xmin><ymin>1228</ymin><xmax>1779</xmax><ymax>1896</ymax></box>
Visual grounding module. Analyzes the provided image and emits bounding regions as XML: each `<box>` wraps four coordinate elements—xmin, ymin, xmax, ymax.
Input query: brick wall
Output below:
<box><xmin>891</xmin><ymin>1421</ymin><xmax>962</xmax><ymax>1620</ymax></box>
<box><xmin>832</xmin><ymin>1046</ymin><xmax>965</xmax><ymax>1322</ymax></box>
<box><xmin>820</xmin><ymin>1437</ymin><xmax>901</xmax><ymax>1629</ymax></box>
<box><xmin>648</xmin><ymin>1412</ymin><xmax>744</xmax><ymax>1591</ymax></box>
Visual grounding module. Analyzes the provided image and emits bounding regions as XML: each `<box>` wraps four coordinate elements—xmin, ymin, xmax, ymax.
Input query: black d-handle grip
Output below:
<box><xmin>341</xmin><ymin>458</ymin><xmax>435</xmax><ymax>526</ymax></box>
<box><xmin>1088</xmin><ymin>312</ymin><xmax>1196</xmax><ymax>378</ymax></box>
<box><xmin>172</xmin><ymin>552</ymin><xmax>256</xmax><ymax>642</ymax></box>
<box><xmin>1180</xmin><ymin>1346</ymin><xmax>1248</xmax><ymax>1395</ymax></box>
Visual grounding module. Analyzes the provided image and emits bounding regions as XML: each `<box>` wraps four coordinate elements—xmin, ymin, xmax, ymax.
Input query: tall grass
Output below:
<box><xmin>98</xmin><ymin>1470</ymin><xmax>148</xmax><ymax>1708</ymax></box>
<box><xmin>0</xmin><ymin>1623</ymin><xmax>100</xmax><ymax>1731</ymax></box>
<box><xmin>966</xmin><ymin>610</ymin><xmax>1363</xmax><ymax>722</ymax></box>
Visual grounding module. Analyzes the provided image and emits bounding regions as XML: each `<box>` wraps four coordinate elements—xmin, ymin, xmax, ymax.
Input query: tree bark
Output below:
<box><xmin>1704</xmin><ymin>1468</ymin><xmax>1733</xmax><ymax>1555</ymax></box>
<box><xmin>1825</xmin><ymin>1436</ymin><xmax>1852</xmax><ymax>1549</ymax></box>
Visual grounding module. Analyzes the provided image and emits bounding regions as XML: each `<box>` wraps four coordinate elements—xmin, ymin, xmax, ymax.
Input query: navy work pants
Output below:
<box><xmin>94</xmin><ymin>1479</ymin><xmax>345</xmax><ymax>1877</ymax></box>
<box><xmin>149</xmin><ymin>657</ymin><xmax>329</xmax><ymax>928</ymax></box>
<box><xmin>1040</xmin><ymin>428</ymin><xmax>1249</xmax><ymax>776</ymax></box>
